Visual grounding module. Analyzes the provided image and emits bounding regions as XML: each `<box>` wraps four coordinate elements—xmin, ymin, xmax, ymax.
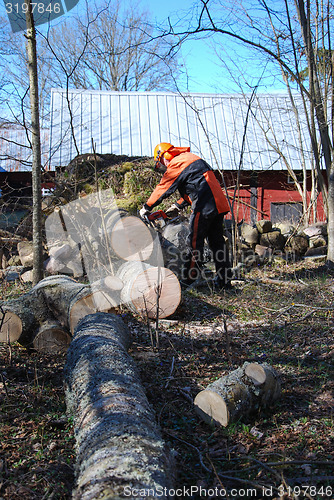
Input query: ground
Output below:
<box><xmin>0</xmin><ymin>259</ymin><xmax>333</xmax><ymax>499</ymax></box>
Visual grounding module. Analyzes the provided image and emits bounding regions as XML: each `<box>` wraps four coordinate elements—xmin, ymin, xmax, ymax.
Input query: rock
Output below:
<box><xmin>302</xmin><ymin>223</ymin><xmax>327</xmax><ymax>238</ymax></box>
<box><xmin>304</xmin><ymin>246</ymin><xmax>327</xmax><ymax>258</ymax></box>
<box><xmin>17</xmin><ymin>241</ymin><xmax>34</xmax><ymax>267</ymax></box>
<box><xmin>274</xmin><ymin>223</ymin><xmax>295</xmax><ymax>238</ymax></box>
<box><xmin>255</xmin><ymin>244</ymin><xmax>273</xmax><ymax>259</ymax></box>
<box><xmin>309</xmin><ymin>235</ymin><xmax>327</xmax><ymax>248</ymax></box>
<box><xmin>260</xmin><ymin>231</ymin><xmax>286</xmax><ymax>250</ymax></box>
<box><xmin>240</xmin><ymin>223</ymin><xmax>259</xmax><ymax>245</ymax></box>
<box><xmin>286</xmin><ymin>234</ymin><xmax>309</xmax><ymax>255</ymax></box>
<box><xmin>44</xmin><ymin>256</ymin><xmax>74</xmax><ymax>275</ymax></box>
<box><xmin>66</xmin><ymin>259</ymin><xmax>84</xmax><ymax>278</ymax></box>
<box><xmin>20</xmin><ymin>270</ymin><xmax>33</xmax><ymax>283</ymax></box>
<box><xmin>256</xmin><ymin>219</ymin><xmax>272</xmax><ymax>234</ymax></box>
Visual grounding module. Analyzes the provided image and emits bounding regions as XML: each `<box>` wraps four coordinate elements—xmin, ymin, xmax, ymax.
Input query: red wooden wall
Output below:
<box><xmin>219</xmin><ymin>170</ymin><xmax>327</xmax><ymax>224</ymax></box>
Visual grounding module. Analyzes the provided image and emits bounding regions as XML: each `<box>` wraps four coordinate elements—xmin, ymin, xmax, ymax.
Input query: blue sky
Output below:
<box><xmin>143</xmin><ymin>0</ymin><xmax>236</xmax><ymax>93</ymax></box>
<box><xmin>0</xmin><ymin>0</ymin><xmax>286</xmax><ymax>94</ymax></box>
<box><xmin>142</xmin><ymin>0</ymin><xmax>286</xmax><ymax>94</ymax></box>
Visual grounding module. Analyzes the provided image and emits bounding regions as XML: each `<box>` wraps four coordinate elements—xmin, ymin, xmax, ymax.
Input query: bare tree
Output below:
<box><xmin>164</xmin><ymin>0</ymin><xmax>334</xmax><ymax>264</ymax></box>
<box><xmin>25</xmin><ymin>0</ymin><xmax>43</xmax><ymax>284</ymax></box>
<box><xmin>0</xmin><ymin>0</ymin><xmax>182</xmax><ymax>127</ymax></box>
<box><xmin>37</xmin><ymin>0</ymin><xmax>182</xmax><ymax>97</ymax></box>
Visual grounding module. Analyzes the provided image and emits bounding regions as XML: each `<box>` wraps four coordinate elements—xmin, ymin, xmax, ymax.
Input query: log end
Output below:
<box><xmin>131</xmin><ymin>267</ymin><xmax>181</xmax><ymax>319</ymax></box>
<box><xmin>244</xmin><ymin>362</ymin><xmax>282</xmax><ymax>403</ymax></box>
<box><xmin>69</xmin><ymin>292</ymin><xmax>116</xmax><ymax>334</ymax></box>
<box><xmin>0</xmin><ymin>312</ymin><xmax>22</xmax><ymax>343</ymax></box>
<box><xmin>194</xmin><ymin>389</ymin><xmax>229</xmax><ymax>427</ymax></box>
<box><xmin>33</xmin><ymin>321</ymin><xmax>71</xmax><ymax>353</ymax></box>
<box><xmin>244</xmin><ymin>362</ymin><xmax>267</xmax><ymax>386</ymax></box>
<box><xmin>111</xmin><ymin>216</ymin><xmax>154</xmax><ymax>261</ymax></box>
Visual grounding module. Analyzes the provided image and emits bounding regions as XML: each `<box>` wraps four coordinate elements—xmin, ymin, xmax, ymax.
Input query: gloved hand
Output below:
<box><xmin>165</xmin><ymin>203</ymin><xmax>180</xmax><ymax>217</ymax></box>
<box><xmin>139</xmin><ymin>206</ymin><xmax>150</xmax><ymax>219</ymax></box>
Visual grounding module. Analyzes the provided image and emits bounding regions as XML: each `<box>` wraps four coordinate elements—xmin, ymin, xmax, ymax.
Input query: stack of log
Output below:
<box><xmin>235</xmin><ymin>219</ymin><xmax>328</xmax><ymax>268</ymax></box>
<box><xmin>0</xmin><ymin>207</ymin><xmax>182</xmax><ymax>352</ymax></box>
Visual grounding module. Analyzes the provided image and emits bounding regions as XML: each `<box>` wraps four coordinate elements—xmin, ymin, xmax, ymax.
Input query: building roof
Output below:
<box><xmin>0</xmin><ymin>126</ymin><xmax>50</xmax><ymax>172</ymax></box>
<box><xmin>49</xmin><ymin>89</ymin><xmax>315</xmax><ymax>171</ymax></box>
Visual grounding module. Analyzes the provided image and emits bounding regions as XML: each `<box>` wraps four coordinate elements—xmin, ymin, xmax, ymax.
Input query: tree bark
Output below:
<box><xmin>0</xmin><ymin>275</ymin><xmax>116</xmax><ymax>348</ymax></box>
<box><xmin>194</xmin><ymin>362</ymin><xmax>281</xmax><ymax>427</ymax></box>
<box><xmin>0</xmin><ymin>287</ymin><xmax>49</xmax><ymax>346</ymax></box>
<box><xmin>64</xmin><ymin>313</ymin><xmax>174</xmax><ymax>499</ymax></box>
<box><xmin>25</xmin><ymin>0</ymin><xmax>43</xmax><ymax>285</ymax></box>
<box><xmin>117</xmin><ymin>261</ymin><xmax>181</xmax><ymax>319</ymax></box>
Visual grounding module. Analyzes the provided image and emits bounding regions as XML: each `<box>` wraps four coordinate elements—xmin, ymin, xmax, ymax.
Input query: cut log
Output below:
<box><xmin>33</xmin><ymin>320</ymin><xmax>71</xmax><ymax>353</ymax></box>
<box><xmin>64</xmin><ymin>313</ymin><xmax>173</xmax><ymax>499</ymax></box>
<box><xmin>117</xmin><ymin>261</ymin><xmax>181</xmax><ymax>319</ymax></box>
<box><xmin>0</xmin><ymin>275</ymin><xmax>117</xmax><ymax>347</ymax></box>
<box><xmin>34</xmin><ymin>275</ymin><xmax>117</xmax><ymax>333</ymax></box>
<box><xmin>105</xmin><ymin>209</ymin><xmax>155</xmax><ymax>261</ymax></box>
<box><xmin>194</xmin><ymin>362</ymin><xmax>281</xmax><ymax>427</ymax></box>
<box><xmin>0</xmin><ymin>288</ymin><xmax>49</xmax><ymax>346</ymax></box>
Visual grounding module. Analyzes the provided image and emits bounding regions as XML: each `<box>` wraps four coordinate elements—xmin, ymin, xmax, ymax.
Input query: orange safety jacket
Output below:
<box><xmin>145</xmin><ymin>152</ymin><xmax>230</xmax><ymax>217</ymax></box>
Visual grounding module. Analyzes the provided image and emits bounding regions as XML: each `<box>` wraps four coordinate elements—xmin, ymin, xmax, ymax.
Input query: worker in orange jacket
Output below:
<box><xmin>140</xmin><ymin>143</ymin><xmax>232</xmax><ymax>289</ymax></box>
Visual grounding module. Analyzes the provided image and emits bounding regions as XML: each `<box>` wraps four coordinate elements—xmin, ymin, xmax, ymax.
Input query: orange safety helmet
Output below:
<box><xmin>154</xmin><ymin>142</ymin><xmax>174</xmax><ymax>165</ymax></box>
<box><xmin>153</xmin><ymin>143</ymin><xmax>190</xmax><ymax>170</ymax></box>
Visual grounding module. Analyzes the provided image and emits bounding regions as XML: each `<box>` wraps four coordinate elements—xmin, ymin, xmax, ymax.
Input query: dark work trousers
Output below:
<box><xmin>181</xmin><ymin>211</ymin><xmax>231</xmax><ymax>284</ymax></box>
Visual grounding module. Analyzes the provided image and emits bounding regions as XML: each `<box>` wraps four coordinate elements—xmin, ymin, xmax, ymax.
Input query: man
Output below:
<box><xmin>140</xmin><ymin>142</ymin><xmax>232</xmax><ymax>289</ymax></box>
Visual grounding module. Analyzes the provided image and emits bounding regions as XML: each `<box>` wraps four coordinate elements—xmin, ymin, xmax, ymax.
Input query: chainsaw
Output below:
<box><xmin>141</xmin><ymin>209</ymin><xmax>175</xmax><ymax>229</ymax></box>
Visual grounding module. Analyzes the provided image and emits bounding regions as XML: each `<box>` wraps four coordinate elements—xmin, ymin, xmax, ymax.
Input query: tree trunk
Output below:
<box><xmin>0</xmin><ymin>287</ymin><xmax>49</xmax><ymax>346</ymax></box>
<box><xmin>117</xmin><ymin>261</ymin><xmax>181</xmax><ymax>319</ymax></box>
<box><xmin>194</xmin><ymin>362</ymin><xmax>281</xmax><ymax>427</ymax></box>
<box><xmin>25</xmin><ymin>0</ymin><xmax>43</xmax><ymax>285</ymax></box>
<box><xmin>327</xmin><ymin>166</ymin><xmax>334</xmax><ymax>266</ymax></box>
<box><xmin>64</xmin><ymin>313</ymin><xmax>174</xmax><ymax>500</ymax></box>
<box><xmin>0</xmin><ymin>275</ymin><xmax>116</xmax><ymax>348</ymax></box>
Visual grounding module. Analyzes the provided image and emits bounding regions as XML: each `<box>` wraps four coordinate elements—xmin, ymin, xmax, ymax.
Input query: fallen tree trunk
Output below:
<box><xmin>33</xmin><ymin>275</ymin><xmax>117</xmax><ymax>333</ymax></box>
<box><xmin>0</xmin><ymin>275</ymin><xmax>117</xmax><ymax>348</ymax></box>
<box><xmin>194</xmin><ymin>362</ymin><xmax>281</xmax><ymax>427</ymax></box>
<box><xmin>117</xmin><ymin>261</ymin><xmax>181</xmax><ymax>319</ymax></box>
<box><xmin>64</xmin><ymin>313</ymin><xmax>174</xmax><ymax>499</ymax></box>
<box><xmin>0</xmin><ymin>287</ymin><xmax>49</xmax><ymax>346</ymax></box>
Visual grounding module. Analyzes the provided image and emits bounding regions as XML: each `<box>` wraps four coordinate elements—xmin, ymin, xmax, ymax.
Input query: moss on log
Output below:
<box><xmin>64</xmin><ymin>313</ymin><xmax>173</xmax><ymax>499</ymax></box>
